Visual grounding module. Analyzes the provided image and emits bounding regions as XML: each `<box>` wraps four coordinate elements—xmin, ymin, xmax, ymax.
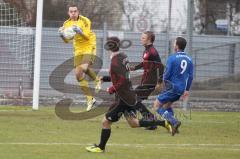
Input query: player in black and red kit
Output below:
<box><xmin>131</xmin><ymin>31</ymin><xmax>165</xmax><ymax>130</ymax></box>
<box><xmin>85</xmin><ymin>37</ymin><xmax>172</xmax><ymax>153</ymax></box>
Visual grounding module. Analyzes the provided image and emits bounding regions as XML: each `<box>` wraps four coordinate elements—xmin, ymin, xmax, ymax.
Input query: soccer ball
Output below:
<box><xmin>63</xmin><ymin>27</ymin><xmax>76</xmax><ymax>40</ymax></box>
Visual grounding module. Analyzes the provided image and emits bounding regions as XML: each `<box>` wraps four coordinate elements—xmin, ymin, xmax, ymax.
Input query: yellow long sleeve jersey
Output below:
<box><xmin>63</xmin><ymin>15</ymin><xmax>96</xmax><ymax>55</ymax></box>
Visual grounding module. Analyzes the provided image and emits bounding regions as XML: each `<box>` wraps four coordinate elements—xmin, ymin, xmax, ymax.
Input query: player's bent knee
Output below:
<box><xmin>102</xmin><ymin>117</ymin><xmax>111</xmax><ymax>129</ymax></box>
<box><xmin>129</xmin><ymin>123</ymin><xmax>138</xmax><ymax>128</ymax></box>
<box><xmin>80</xmin><ymin>63</ymin><xmax>89</xmax><ymax>71</ymax></box>
<box><xmin>75</xmin><ymin>67</ymin><xmax>85</xmax><ymax>81</ymax></box>
<box><xmin>163</xmin><ymin>102</ymin><xmax>172</xmax><ymax>109</ymax></box>
<box><xmin>153</xmin><ymin>99</ymin><xmax>161</xmax><ymax>110</ymax></box>
<box><xmin>126</xmin><ymin>118</ymin><xmax>139</xmax><ymax>128</ymax></box>
<box><xmin>75</xmin><ymin>74</ymin><xmax>84</xmax><ymax>82</ymax></box>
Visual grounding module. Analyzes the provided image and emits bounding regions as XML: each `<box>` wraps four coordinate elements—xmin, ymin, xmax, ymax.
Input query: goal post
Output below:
<box><xmin>32</xmin><ymin>0</ymin><xmax>44</xmax><ymax>110</ymax></box>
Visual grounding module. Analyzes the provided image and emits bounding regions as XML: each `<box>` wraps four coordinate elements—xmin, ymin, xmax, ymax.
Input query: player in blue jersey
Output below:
<box><xmin>154</xmin><ymin>37</ymin><xmax>194</xmax><ymax>136</ymax></box>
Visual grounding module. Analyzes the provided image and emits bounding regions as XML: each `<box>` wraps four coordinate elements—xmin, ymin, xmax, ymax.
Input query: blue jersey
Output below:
<box><xmin>163</xmin><ymin>52</ymin><xmax>194</xmax><ymax>95</ymax></box>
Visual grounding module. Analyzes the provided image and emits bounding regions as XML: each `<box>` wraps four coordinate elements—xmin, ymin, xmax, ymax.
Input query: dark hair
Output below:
<box><xmin>105</xmin><ymin>37</ymin><xmax>120</xmax><ymax>52</ymax></box>
<box><xmin>68</xmin><ymin>4</ymin><xmax>79</xmax><ymax>10</ymax></box>
<box><xmin>144</xmin><ymin>31</ymin><xmax>155</xmax><ymax>43</ymax></box>
<box><xmin>176</xmin><ymin>37</ymin><xmax>187</xmax><ymax>51</ymax></box>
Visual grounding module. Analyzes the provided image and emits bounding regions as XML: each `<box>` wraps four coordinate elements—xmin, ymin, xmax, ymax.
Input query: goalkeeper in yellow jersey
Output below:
<box><xmin>58</xmin><ymin>5</ymin><xmax>101</xmax><ymax>111</ymax></box>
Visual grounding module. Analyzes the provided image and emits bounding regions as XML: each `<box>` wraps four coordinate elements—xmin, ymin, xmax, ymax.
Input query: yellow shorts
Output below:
<box><xmin>74</xmin><ymin>46</ymin><xmax>96</xmax><ymax>67</ymax></box>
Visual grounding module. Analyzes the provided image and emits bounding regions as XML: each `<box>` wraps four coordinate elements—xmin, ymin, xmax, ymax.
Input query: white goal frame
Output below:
<box><xmin>32</xmin><ymin>0</ymin><xmax>44</xmax><ymax>110</ymax></box>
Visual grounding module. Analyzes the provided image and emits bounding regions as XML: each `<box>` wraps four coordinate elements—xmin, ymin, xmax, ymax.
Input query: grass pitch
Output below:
<box><xmin>0</xmin><ymin>106</ymin><xmax>239</xmax><ymax>159</ymax></box>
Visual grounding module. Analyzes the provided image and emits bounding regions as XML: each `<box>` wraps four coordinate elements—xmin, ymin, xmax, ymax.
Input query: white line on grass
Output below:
<box><xmin>0</xmin><ymin>143</ymin><xmax>239</xmax><ymax>151</ymax></box>
<box><xmin>88</xmin><ymin>119</ymin><xmax>230</xmax><ymax>124</ymax></box>
<box><xmin>0</xmin><ymin>110</ymin><xmax>32</xmax><ymax>112</ymax></box>
<box><xmin>184</xmin><ymin>121</ymin><xmax>227</xmax><ymax>124</ymax></box>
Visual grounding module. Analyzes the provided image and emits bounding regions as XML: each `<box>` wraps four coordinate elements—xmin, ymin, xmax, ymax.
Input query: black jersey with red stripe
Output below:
<box><xmin>134</xmin><ymin>44</ymin><xmax>164</xmax><ymax>86</ymax></box>
<box><xmin>105</xmin><ymin>52</ymin><xmax>137</xmax><ymax>106</ymax></box>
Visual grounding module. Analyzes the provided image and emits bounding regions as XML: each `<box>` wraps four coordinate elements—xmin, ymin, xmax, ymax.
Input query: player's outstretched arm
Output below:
<box><xmin>133</xmin><ymin>62</ymin><xmax>143</xmax><ymax>71</ymax></box>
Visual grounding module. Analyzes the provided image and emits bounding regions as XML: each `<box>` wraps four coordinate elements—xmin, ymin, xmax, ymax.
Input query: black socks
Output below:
<box><xmin>139</xmin><ymin>119</ymin><xmax>165</xmax><ymax>127</ymax></box>
<box><xmin>98</xmin><ymin>129</ymin><xmax>111</xmax><ymax>150</ymax></box>
<box><xmin>136</xmin><ymin>102</ymin><xmax>155</xmax><ymax>120</ymax></box>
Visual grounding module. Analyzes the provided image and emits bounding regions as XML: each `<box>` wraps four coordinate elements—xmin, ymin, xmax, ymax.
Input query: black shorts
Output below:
<box><xmin>135</xmin><ymin>85</ymin><xmax>155</xmax><ymax>100</ymax></box>
<box><xmin>105</xmin><ymin>97</ymin><xmax>137</xmax><ymax>122</ymax></box>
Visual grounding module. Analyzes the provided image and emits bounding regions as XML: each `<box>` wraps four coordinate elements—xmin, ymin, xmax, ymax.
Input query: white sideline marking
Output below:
<box><xmin>0</xmin><ymin>143</ymin><xmax>239</xmax><ymax>150</ymax></box>
<box><xmin>0</xmin><ymin>110</ymin><xmax>32</xmax><ymax>112</ymax></box>
<box><xmin>88</xmin><ymin>119</ymin><xmax>229</xmax><ymax>124</ymax></box>
<box><xmin>185</xmin><ymin>121</ymin><xmax>226</xmax><ymax>124</ymax></box>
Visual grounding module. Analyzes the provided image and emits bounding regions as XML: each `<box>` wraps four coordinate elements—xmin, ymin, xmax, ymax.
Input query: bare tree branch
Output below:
<box><xmin>3</xmin><ymin>0</ymin><xmax>36</xmax><ymax>26</ymax></box>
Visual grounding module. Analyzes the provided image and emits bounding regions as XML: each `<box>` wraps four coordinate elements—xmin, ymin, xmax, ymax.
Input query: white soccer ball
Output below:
<box><xmin>63</xmin><ymin>27</ymin><xmax>76</xmax><ymax>40</ymax></box>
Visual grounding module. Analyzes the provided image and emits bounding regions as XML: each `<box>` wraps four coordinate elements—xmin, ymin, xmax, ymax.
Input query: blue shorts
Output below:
<box><xmin>157</xmin><ymin>90</ymin><xmax>181</xmax><ymax>104</ymax></box>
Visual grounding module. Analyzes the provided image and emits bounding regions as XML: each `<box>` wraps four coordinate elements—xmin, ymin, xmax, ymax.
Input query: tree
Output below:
<box><xmin>3</xmin><ymin>0</ymin><xmax>37</xmax><ymax>26</ymax></box>
<box><xmin>194</xmin><ymin>0</ymin><xmax>240</xmax><ymax>35</ymax></box>
<box><xmin>2</xmin><ymin>0</ymin><xmax>123</xmax><ymax>28</ymax></box>
<box><xmin>43</xmin><ymin>0</ymin><xmax>123</xmax><ymax>29</ymax></box>
<box><xmin>231</xmin><ymin>13</ymin><xmax>240</xmax><ymax>35</ymax></box>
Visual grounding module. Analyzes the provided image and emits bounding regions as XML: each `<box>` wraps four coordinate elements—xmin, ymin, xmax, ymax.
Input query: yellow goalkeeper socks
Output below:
<box><xmin>79</xmin><ymin>77</ymin><xmax>93</xmax><ymax>102</ymax></box>
<box><xmin>86</xmin><ymin>68</ymin><xmax>101</xmax><ymax>93</ymax></box>
<box><xmin>86</xmin><ymin>68</ymin><xmax>97</xmax><ymax>81</ymax></box>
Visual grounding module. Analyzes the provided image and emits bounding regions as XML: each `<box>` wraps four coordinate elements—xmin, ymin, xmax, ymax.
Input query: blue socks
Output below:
<box><xmin>167</xmin><ymin>107</ymin><xmax>174</xmax><ymax>116</ymax></box>
<box><xmin>157</xmin><ymin>107</ymin><xmax>174</xmax><ymax>116</ymax></box>
<box><xmin>157</xmin><ymin>107</ymin><xmax>177</xmax><ymax>126</ymax></box>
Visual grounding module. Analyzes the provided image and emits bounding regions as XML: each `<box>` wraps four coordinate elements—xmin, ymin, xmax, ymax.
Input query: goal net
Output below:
<box><xmin>0</xmin><ymin>2</ymin><xmax>34</xmax><ymax>103</ymax></box>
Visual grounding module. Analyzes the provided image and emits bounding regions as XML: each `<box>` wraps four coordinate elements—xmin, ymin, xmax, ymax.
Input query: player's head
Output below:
<box><xmin>105</xmin><ymin>37</ymin><xmax>120</xmax><ymax>53</ymax></box>
<box><xmin>68</xmin><ymin>4</ymin><xmax>79</xmax><ymax>21</ymax></box>
<box><xmin>141</xmin><ymin>31</ymin><xmax>155</xmax><ymax>46</ymax></box>
<box><xmin>174</xmin><ymin>37</ymin><xmax>187</xmax><ymax>52</ymax></box>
